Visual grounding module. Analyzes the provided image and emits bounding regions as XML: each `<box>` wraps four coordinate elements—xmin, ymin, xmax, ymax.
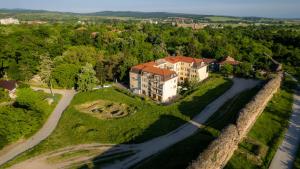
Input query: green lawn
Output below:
<box><xmin>0</xmin><ymin>76</ymin><xmax>233</xmax><ymax>168</ymax></box>
<box><xmin>131</xmin><ymin>86</ymin><xmax>261</xmax><ymax>169</ymax></box>
<box><xmin>226</xmin><ymin>79</ymin><xmax>295</xmax><ymax>169</ymax></box>
<box><xmin>205</xmin><ymin>16</ymin><xmax>242</xmax><ymax>22</ymax></box>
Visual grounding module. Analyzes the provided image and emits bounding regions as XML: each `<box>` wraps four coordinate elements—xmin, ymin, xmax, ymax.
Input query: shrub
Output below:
<box><xmin>16</xmin><ymin>88</ymin><xmax>49</xmax><ymax>114</ymax></box>
<box><xmin>0</xmin><ymin>88</ymin><xmax>10</xmax><ymax>102</ymax></box>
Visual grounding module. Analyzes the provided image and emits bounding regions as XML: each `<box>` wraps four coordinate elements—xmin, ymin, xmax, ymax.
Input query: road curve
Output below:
<box><xmin>269</xmin><ymin>77</ymin><xmax>300</xmax><ymax>169</ymax></box>
<box><xmin>0</xmin><ymin>87</ymin><xmax>76</xmax><ymax>166</ymax></box>
<box><xmin>103</xmin><ymin>78</ymin><xmax>260</xmax><ymax>169</ymax></box>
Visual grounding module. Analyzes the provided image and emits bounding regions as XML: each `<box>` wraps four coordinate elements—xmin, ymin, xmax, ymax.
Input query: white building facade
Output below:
<box><xmin>0</xmin><ymin>18</ymin><xmax>20</xmax><ymax>25</ymax></box>
<box><xmin>130</xmin><ymin>56</ymin><xmax>211</xmax><ymax>103</ymax></box>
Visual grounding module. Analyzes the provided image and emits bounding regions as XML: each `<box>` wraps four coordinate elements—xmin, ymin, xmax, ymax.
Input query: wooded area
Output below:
<box><xmin>0</xmin><ymin>23</ymin><xmax>299</xmax><ymax>89</ymax></box>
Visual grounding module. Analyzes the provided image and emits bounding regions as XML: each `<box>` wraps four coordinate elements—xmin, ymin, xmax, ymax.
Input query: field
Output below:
<box><xmin>0</xmin><ymin>76</ymin><xmax>233</xmax><ymax>168</ymax></box>
<box><xmin>133</xmin><ymin>86</ymin><xmax>261</xmax><ymax>169</ymax></box>
<box><xmin>205</xmin><ymin>16</ymin><xmax>242</xmax><ymax>22</ymax></box>
<box><xmin>225</xmin><ymin>79</ymin><xmax>295</xmax><ymax>169</ymax></box>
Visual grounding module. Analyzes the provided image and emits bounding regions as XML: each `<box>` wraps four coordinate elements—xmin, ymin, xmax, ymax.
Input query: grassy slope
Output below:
<box><xmin>0</xmin><ymin>76</ymin><xmax>232</xmax><ymax>168</ymax></box>
<box><xmin>132</xmin><ymin>86</ymin><xmax>261</xmax><ymax>169</ymax></box>
<box><xmin>0</xmin><ymin>90</ymin><xmax>61</xmax><ymax>149</ymax></box>
<box><xmin>226</xmin><ymin>79</ymin><xmax>295</xmax><ymax>169</ymax></box>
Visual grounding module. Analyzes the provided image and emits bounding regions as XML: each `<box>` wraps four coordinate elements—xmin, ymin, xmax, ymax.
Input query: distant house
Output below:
<box><xmin>0</xmin><ymin>18</ymin><xmax>19</xmax><ymax>25</ymax></box>
<box><xmin>201</xmin><ymin>58</ymin><xmax>218</xmax><ymax>71</ymax></box>
<box><xmin>0</xmin><ymin>80</ymin><xmax>17</xmax><ymax>99</ymax></box>
<box><xmin>91</xmin><ymin>32</ymin><xmax>99</xmax><ymax>39</ymax></box>
<box><xmin>218</xmin><ymin>56</ymin><xmax>241</xmax><ymax>70</ymax></box>
<box><xmin>176</xmin><ymin>23</ymin><xmax>208</xmax><ymax>30</ymax></box>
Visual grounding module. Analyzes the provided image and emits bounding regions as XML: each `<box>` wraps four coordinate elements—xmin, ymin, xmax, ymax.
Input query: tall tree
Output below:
<box><xmin>95</xmin><ymin>61</ymin><xmax>105</xmax><ymax>86</ymax></box>
<box><xmin>39</xmin><ymin>55</ymin><xmax>54</xmax><ymax>96</ymax></box>
<box><xmin>77</xmin><ymin>63</ymin><xmax>98</xmax><ymax>92</ymax></box>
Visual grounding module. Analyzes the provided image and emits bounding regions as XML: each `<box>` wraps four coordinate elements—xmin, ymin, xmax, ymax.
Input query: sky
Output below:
<box><xmin>0</xmin><ymin>0</ymin><xmax>300</xmax><ymax>18</ymax></box>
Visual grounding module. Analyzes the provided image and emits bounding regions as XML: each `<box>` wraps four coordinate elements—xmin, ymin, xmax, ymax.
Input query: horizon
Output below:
<box><xmin>0</xmin><ymin>0</ymin><xmax>300</xmax><ymax>19</ymax></box>
<box><xmin>2</xmin><ymin>8</ymin><xmax>299</xmax><ymax>20</ymax></box>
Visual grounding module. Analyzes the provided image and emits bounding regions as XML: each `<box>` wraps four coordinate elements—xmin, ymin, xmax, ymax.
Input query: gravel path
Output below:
<box><xmin>102</xmin><ymin>78</ymin><xmax>259</xmax><ymax>169</ymax></box>
<box><xmin>0</xmin><ymin>87</ymin><xmax>76</xmax><ymax>166</ymax></box>
<box><xmin>269</xmin><ymin>76</ymin><xmax>300</xmax><ymax>169</ymax></box>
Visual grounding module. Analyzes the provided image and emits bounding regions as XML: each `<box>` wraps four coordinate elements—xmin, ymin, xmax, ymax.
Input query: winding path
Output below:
<box><xmin>102</xmin><ymin>78</ymin><xmax>259</xmax><ymax>169</ymax></box>
<box><xmin>0</xmin><ymin>87</ymin><xmax>76</xmax><ymax>166</ymax></box>
<box><xmin>269</xmin><ymin>75</ymin><xmax>300</xmax><ymax>169</ymax></box>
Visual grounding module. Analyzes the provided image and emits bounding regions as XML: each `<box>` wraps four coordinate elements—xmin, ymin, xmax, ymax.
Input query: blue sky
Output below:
<box><xmin>1</xmin><ymin>0</ymin><xmax>300</xmax><ymax>18</ymax></box>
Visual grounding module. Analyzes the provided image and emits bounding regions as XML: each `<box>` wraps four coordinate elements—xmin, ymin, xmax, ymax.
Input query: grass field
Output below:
<box><xmin>225</xmin><ymin>79</ymin><xmax>295</xmax><ymax>169</ymax></box>
<box><xmin>205</xmin><ymin>16</ymin><xmax>242</xmax><ymax>22</ymax></box>
<box><xmin>132</xmin><ymin>86</ymin><xmax>261</xmax><ymax>169</ymax></box>
<box><xmin>0</xmin><ymin>76</ymin><xmax>232</xmax><ymax>168</ymax></box>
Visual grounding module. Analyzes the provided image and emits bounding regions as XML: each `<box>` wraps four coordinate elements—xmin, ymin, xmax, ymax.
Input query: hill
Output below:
<box><xmin>1</xmin><ymin>9</ymin><xmax>297</xmax><ymax>24</ymax></box>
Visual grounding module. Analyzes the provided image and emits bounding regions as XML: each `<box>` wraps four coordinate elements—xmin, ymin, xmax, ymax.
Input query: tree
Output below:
<box><xmin>221</xmin><ymin>64</ymin><xmax>234</xmax><ymax>76</ymax></box>
<box><xmin>39</xmin><ymin>55</ymin><xmax>54</xmax><ymax>96</ymax></box>
<box><xmin>95</xmin><ymin>61</ymin><xmax>105</xmax><ymax>86</ymax></box>
<box><xmin>61</xmin><ymin>46</ymin><xmax>98</xmax><ymax>66</ymax></box>
<box><xmin>52</xmin><ymin>64</ymin><xmax>80</xmax><ymax>88</ymax></box>
<box><xmin>77</xmin><ymin>63</ymin><xmax>98</xmax><ymax>92</ymax></box>
<box><xmin>236</xmin><ymin>62</ymin><xmax>253</xmax><ymax>77</ymax></box>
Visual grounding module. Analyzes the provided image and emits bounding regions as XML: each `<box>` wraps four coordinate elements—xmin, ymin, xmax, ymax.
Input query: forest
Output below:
<box><xmin>0</xmin><ymin>22</ymin><xmax>299</xmax><ymax>89</ymax></box>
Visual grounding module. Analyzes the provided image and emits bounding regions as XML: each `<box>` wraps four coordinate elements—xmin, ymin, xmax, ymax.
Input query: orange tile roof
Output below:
<box><xmin>131</xmin><ymin>61</ymin><xmax>157</xmax><ymax>70</ymax></box>
<box><xmin>200</xmin><ymin>58</ymin><xmax>217</xmax><ymax>64</ymax></box>
<box><xmin>131</xmin><ymin>61</ymin><xmax>176</xmax><ymax>76</ymax></box>
<box><xmin>142</xmin><ymin>66</ymin><xmax>176</xmax><ymax>76</ymax></box>
<box><xmin>164</xmin><ymin>56</ymin><xmax>203</xmax><ymax>64</ymax></box>
<box><xmin>219</xmin><ymin>56</ymin><xmax>241</xmax><ymax>65</ymax></box>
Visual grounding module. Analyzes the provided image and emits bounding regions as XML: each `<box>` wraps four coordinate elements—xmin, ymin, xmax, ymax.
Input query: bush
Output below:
<box><xmin>16</xmin><ymin>88</ymin><xmax>49</xmax><ymax>114</ymax></box>
<box><xmin>18</xmin><ymin>82</ymin><xmax>30</xmax><ymax>89</ymax></box>
<box><xmin>0</xmin><ymin>89</ymin><xmax>59</xmax><ymax>149</ymax></box>
<box><xmin>0</xmin><ymin>88</ymin><xmax>10</xmax><ymax>102</ymax></box>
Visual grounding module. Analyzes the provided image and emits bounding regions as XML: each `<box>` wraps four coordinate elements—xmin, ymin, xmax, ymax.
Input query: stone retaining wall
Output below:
<box><xmin>187</xmin><ymin>72</ymin><xmax>283</xmax><ymax>169</ymax></box>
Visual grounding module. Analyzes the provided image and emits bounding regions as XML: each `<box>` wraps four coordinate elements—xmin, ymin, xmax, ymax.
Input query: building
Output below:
<box><xmin>24</xmin><ymin>20</ymin><xmax>47</xmax><ymax>25</ymax></box>
<box><xmin>130</xmin><ymin>56</ymin><xmax>210</xmax><ymax>103</ymax></box>
<box><xmin>218</xmin><ymin>56</ymin><xmax>241</xmax><ymax>69</ymax></box>
<box><xmin>0</xmin><ymin>80</ymin><xmax>17</xmax><ymax>99</ymax></box>
<box><xmin>176</xmin><ymin>23</ymin><xmax>208</xmax><ymax>30</ymax></box>
<box><xmin>0</xmin><ymin>18</ymin><xmax>20</xmax><ymax>25</ymax></box>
